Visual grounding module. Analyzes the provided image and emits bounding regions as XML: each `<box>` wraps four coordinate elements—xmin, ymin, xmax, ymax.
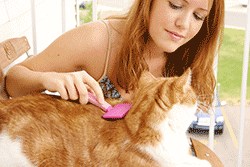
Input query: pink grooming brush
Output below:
<box><xmin>88</xmin><ymin>92</ymin><xmax>132</xmax><ymax>119</ymax></box>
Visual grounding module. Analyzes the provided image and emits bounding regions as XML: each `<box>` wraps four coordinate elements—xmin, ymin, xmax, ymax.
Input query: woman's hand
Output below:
<box><xmin>40</xmin><ymin>70</ymin><xmax>105</xmax><ymax>105</ymax></box>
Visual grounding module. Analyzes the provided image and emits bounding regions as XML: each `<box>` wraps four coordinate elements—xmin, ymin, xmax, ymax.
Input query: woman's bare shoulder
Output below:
<box><xmin>107</xmin><ymin>19</ymin><xmax>127</xmax><ymax>33</ymax></box>
<box><xmin>18</xmin><ymin>20</ymin><xmax>112</xmax><ymax>80</ymax></box>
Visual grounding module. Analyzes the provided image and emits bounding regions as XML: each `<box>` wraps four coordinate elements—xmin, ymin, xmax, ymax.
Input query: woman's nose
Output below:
<box><xmin>175</xmin><ymin>12</ymin><xmax>192</xmax><ymax>30</ymax></box>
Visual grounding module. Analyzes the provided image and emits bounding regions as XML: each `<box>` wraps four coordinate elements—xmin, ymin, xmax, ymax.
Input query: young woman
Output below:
<box><xmin>5</xmin><ymin>0</ymin><xmax>224</xmax><ymax>112</ymax></box>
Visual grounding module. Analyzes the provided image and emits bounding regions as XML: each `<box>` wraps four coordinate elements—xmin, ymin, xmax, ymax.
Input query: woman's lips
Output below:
<box><xmin>165</xmin><ymin>29</ymin><xmax>184</xmax><ymax>42</ymax></box>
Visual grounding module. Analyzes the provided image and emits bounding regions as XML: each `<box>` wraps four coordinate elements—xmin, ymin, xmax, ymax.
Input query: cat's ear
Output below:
<box><xmin>175</xmin><ymin>68</ymin><xmax>192</xmax><ymax>88</ymax></box>
<box><xmin>139</xmin><ymin>71</ymin><xmax>156</xmax><ymax>85</ymax></box>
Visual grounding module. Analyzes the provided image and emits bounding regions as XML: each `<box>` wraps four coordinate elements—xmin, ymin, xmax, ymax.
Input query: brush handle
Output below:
<box><xmin>88</xmin><ymin>92</ymin><xmax>112</xmax><ymax>112</ymax></box>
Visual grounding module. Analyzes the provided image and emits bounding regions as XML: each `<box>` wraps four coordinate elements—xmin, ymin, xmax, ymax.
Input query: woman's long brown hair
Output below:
<box><xmin>105</xmin><ymin>0</ymin><xmax>224</xmax><ymax>113</ymax></box>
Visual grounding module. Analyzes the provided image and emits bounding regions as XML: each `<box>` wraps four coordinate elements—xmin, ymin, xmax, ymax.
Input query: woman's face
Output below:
<box><xmin>149</xmin><ymin>0</ymin><xmax>210</xmax><ymax>53</ymax></box>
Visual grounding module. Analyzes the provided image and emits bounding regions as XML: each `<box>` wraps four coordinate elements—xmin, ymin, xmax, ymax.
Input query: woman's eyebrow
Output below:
<box><xmin>182</xmin><ymin>0</ymin><xmax>208</xmax><ymax>12</ymax></box>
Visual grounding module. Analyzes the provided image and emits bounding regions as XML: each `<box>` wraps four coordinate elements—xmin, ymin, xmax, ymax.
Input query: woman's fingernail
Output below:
<box><xmin>81</xmin><ymin>99</ymin><xmax>87</xmax><ymax>105</ymax></box>
<box><xmin>62</xmin><ymin>96</ymin><xmax>68</xmax><ymax>100</ymax></box>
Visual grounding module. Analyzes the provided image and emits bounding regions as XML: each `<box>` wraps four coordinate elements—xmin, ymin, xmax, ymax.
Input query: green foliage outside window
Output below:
<box><xmin>79</xmin><ymin>1</ymin><xmax>101</xmax><ymax>24</ymax></box>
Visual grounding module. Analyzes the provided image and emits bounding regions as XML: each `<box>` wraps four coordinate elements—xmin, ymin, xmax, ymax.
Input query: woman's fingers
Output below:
<box><xmin>64</xmin><ymin>75</ymin><xmax>79</xmax><ymax>100</ymax></box>
<box><xmin>81</xmin><ymin>71</ymin><xmax>105</xmax><ymax>104</ymax></box>
<box><xmin>41</xmin><ymin>71</ymin><xmax>104</xmax><ymax>105</ymax></box>
<box><xmin>74</xmin><ymin>77</ymin><xmax>89</xmax><ymax>104</ymax></box>
<box><xmin>41</xmin><ymin>72</ymin><xmax>69</xmax><ymax>100</ymax></box>
<box><xmin>56</xmin><ymin>81</ymin><xmax>69</xmax><ymax>100</ymax></box>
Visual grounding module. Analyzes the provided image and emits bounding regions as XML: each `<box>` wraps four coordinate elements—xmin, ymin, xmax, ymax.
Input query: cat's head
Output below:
<box><xmin>131</xmin><ymin>67</ymin><xmax>196</xmax><ymax>111</ymax></box>
<box><xmin>125</xmin><ymin>68</ymin><xmax>197</xmax><ymax>142</ymax></box>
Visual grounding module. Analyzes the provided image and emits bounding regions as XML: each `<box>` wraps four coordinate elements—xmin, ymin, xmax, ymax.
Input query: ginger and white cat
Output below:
<box><xmin>0</xmin><ymin>68</ymin><xmax>211</xmax><ymax>166</ymax></box>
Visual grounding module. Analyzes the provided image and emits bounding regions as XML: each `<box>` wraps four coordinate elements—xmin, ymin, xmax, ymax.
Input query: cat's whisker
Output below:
<box><xmin>195</xmin><ymin>94</ymin><xmax>214</xmax><ymax>114</ymax></box>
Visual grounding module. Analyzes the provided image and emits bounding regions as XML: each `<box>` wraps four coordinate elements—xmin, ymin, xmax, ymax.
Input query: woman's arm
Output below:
<box><xmin>5</xmin><ymin>21</ymin><xmax>110</xmax><ymax>104</ymax></box>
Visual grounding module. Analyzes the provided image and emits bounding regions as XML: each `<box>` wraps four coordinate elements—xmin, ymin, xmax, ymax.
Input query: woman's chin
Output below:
<box><xmin>161</xmin><ymin>43</ymin><xmax>181</xmax><ymax>53</ymax></box>
<box><xmin>164</xmin><ymin>47</ymin><xmax>178</xmax><ymax>53</ymax></box>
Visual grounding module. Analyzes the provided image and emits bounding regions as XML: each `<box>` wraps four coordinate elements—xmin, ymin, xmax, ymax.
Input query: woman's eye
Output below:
<box><xmin>193</xmin><ymin>13</ymin><xmax>204</xmax><ymax>21</ymax></box>
<box><xmin>169</xmin><ymin>2</ymin><xmax>183</xmax><ymax>9</ymax></box>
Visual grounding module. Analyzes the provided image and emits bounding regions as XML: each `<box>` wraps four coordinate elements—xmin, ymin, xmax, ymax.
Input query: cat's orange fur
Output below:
<box><xmin>0</xmin><ymin>68</ymin><xmax>211</xmax><ymax>167</ymax></box>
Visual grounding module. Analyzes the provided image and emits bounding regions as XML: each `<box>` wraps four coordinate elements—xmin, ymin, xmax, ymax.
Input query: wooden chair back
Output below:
<box><xmin>190</xmin><ymin>138</ymin><xmax>224</xmax><ymax>166</ymax></box>
<box><xmin>0</xmin><ymin>36</ymin><xmax>31</xmax><ymax>100</ymax></box>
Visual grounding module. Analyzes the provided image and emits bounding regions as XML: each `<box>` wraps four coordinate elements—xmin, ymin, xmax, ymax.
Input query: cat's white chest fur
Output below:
<box><xmin>0</xmin><ymin>130</ymin><xmax>34</xmax><ymax>167</ymax></box>
<box><xmin>142</xmin><ymin>103</ymin><xmax>211</xmax><ymax>167</ymax></box>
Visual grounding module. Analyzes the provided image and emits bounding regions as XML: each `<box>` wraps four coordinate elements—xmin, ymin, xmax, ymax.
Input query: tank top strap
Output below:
<box><xmin>98</xmin><ymin>20</ymin><xmax>112</xmax><ymax>83</ymax></box>
<box><xmin>98</xmin><ymin>20</ymin><xmax>123</xmax><ymax>100</ymax></box>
